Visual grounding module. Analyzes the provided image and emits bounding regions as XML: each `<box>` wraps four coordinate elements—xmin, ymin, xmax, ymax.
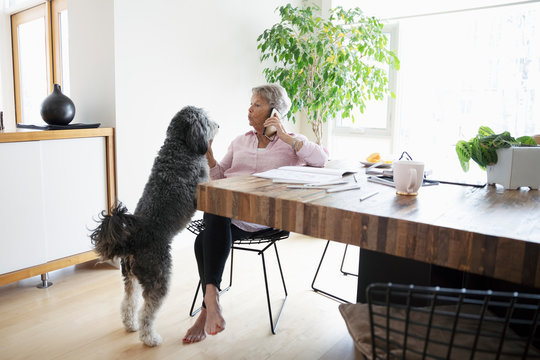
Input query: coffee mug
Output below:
<box><xmin>393</xmin><ymin>160</ymin><xmax>425</xmax><ymax>196</ymax></box>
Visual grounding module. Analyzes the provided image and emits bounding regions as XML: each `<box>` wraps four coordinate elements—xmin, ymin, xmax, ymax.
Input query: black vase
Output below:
<box><xmin>40</xmin><ymin>84</ymin><xmax>76</xmax><ymax>125</ymax></box>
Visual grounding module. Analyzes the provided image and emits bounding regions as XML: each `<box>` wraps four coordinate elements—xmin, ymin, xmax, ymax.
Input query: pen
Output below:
<box><xmin>326</xmin><ymin>183</ymin><xmax>361</xmax><ymax>193</ymax></box>
<box><xmin>287</xmin><ymin>185</ymin><xmax>329</xmax><ymax>189</ymax></box>
<box><xmin>359</xmin><ymin>191</ymin><xmax>379</xmax><ymax>201</ymax></box>
<box><xmin>286</xmin><ymin>179</ymin><xmax>348</xmax><ymax>189</ymax></box>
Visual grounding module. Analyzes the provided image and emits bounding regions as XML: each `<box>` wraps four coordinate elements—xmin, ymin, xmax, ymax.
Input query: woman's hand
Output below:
<box><xmin>264</xmin><ymin>111</ymin><xmax>288</xmax><ymax>140</ymax></box>
<box><xmin>206</xmin><ymin>139</ymin><xmax>217</xmax><ymax>168</ymax></box>
<box><xmin>264</xmin><ymin>112</ymin><xmax>303</xmax><ymax>151</ymax></box>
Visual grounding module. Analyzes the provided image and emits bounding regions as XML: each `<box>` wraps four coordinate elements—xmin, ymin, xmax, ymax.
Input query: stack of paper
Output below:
<box><xmin>254</xmin><ymin>166</ymin><xmax>352</xmax><ymax>184</ymax></box>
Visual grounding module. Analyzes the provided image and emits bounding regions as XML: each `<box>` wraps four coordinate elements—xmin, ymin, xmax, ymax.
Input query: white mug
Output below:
<box><xmin>393</xmin><ymin>160</ymin><xmax>424</xmax><ymax>196</ymax></box>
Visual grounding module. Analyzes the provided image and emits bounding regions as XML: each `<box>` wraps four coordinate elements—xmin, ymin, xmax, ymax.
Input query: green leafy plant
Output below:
<box><xmin>456</xmin><ymin>126</ymin><xmax>537</xmax><ymax>171</ymax></box>
<box><xmin>257</xmin><ymin>3</ymin><xmax>399</xmax><ymax>144</ymax></box>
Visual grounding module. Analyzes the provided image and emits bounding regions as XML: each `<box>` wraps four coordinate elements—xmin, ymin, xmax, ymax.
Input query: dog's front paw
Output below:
<box><xmin>140</xmin><ymin>331</ymin><xmax>163</xmax><ymax>347</ymax></box>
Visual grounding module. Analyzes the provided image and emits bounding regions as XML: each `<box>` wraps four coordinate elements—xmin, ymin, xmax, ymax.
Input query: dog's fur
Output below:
<box><xmin>90</xmin><ymin>106</ymin><xmax>218</xmax><ymax>346</ymax></box>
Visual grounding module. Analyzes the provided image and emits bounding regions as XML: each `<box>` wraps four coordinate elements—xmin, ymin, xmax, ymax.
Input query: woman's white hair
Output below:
<box><xmin>252</xmin><ymin>84</ymin><xmax>292</xmax><ymax>116</ymax></box>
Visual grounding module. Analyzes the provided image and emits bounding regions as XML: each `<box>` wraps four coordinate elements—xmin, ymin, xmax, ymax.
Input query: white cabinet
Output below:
<box><xmin>0</xmin><ymin>129</ymin><xmax>116</xmax><ymax>284</ymax></box>
<box><xmin>0</xmin><ymin>141</ymin><xmax>47</xmax><ymax>273</ymax></box>
<box><xmin>40</xmin><ymin>137</ymin><xmax>108</xmax><ymax>260</ymax></box>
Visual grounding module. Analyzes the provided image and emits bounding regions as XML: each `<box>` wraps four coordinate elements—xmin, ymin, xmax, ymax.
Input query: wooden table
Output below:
<box><xmin>197</xmin><ymin>165</ymin><xmax>540</xmax><ymax>300</ymax></box>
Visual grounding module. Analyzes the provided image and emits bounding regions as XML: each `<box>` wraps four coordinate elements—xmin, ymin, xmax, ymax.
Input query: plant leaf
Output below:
<box><xmin>517</xmin><ymin>136</ymin><xmax>537</xmax><ymax>146</ymax></box>
<box><xmin>455</xmin><ymin>140</ymin><xmax>472</xmax><ymax>172</ymax></box>
<box><xmin>478</xmin><ymin>126</ymin><xmax>495</xmax><ymax>137</ymax></box>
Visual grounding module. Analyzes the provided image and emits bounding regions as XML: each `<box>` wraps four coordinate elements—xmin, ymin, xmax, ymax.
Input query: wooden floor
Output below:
<box><xmin>0</xmin><ymin>233</ymin><xmax>362</xmax><ymax>360</ymax></box>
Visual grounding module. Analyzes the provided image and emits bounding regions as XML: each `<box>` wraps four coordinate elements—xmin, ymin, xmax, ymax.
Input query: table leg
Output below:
<box><xmin>357</xmin><ymin>248</ymin><xmax>432</xmax><ymax>303</ymax></box>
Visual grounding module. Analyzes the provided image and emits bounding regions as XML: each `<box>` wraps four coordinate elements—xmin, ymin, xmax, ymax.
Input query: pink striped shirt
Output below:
<box><xmin>209</xmin><ymin>129</ymin><xmax>328</xmax><ymax>231</ymax></box>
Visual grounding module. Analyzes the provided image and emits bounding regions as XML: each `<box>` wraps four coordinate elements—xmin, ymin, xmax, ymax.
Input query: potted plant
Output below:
<box><xmin>257</xmin><ymin>3</ymin><xmax>399</xmax><ymax>145</ymax></box>
<box><xmin>456</xmin><ymin>126</ymin><xmax>539</xmax><ymax>189</ymax></box>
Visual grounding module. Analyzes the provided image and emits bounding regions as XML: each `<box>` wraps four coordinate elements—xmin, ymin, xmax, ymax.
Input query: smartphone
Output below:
<box><xmin>263</xmin><ymin>108</ymin><xmax>279</xmax><ymax>139</ymax></box>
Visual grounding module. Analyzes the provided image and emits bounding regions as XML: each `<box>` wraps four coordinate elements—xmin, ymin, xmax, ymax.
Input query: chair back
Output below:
<box><xmin>366</xmin><ymin>283</ymin><xmax>540</xmax><ymax>359</ymax></box>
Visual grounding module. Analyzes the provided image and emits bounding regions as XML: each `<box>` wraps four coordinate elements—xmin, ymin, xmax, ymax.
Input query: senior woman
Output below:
<box><xmin>183</xmin><ymin>84</ymin><xmax>328</xmax><ymax>344</ymax></box>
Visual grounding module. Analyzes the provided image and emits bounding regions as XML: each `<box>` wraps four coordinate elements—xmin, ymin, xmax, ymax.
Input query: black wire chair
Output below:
<box><xmin>340</xmin><ymin>282</ymin><xmax>540</xmax><ymax>359</ymax></box>
<box><xmin>311</xmin><ymin>240</ymin><xmax>358</xmax><ymax>303</ymax></box>
<box><xmin>186</xmin><ymin>219</ymin><xmax>289</xmax><ymax>334</ymax></box>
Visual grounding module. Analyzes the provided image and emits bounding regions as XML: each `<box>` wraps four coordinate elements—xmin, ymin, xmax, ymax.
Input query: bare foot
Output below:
<box><xmin>204</xmin><ymin>285</ymin><xmax>226</xmax><ymax>335</ymax></box>
<box><xmin>182</xmin><ymin>309</ymin><xmax>207</xmax><ymax>344</ymax></box>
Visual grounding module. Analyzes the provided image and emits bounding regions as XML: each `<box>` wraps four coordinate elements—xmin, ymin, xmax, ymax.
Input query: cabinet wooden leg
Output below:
<box><xmin>37</xmin><ymin>273</ymin><xmax>52</xmax><ymax>288</ymax></box>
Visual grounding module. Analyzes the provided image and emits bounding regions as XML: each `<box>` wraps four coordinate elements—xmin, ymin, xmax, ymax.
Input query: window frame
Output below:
<box><xmin>50</xmin><ymin>0</ymin><xmax>67</xmax><ymax>88</ymax></box>
<box><xmin>332</xmin><ymin>23</ymin><xmax>399</xmax><ymax>139</ymax></box>
<box><xmin>10</xmin><ymin>0</ymin><xmax>67</xmax><ymax>125</ymax></box>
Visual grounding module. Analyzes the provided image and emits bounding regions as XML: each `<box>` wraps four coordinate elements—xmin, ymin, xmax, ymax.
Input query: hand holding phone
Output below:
<box><xmin>263</xmin><ymin>108</ymin><xmax>279</xmax><ymax>139</ymax></box>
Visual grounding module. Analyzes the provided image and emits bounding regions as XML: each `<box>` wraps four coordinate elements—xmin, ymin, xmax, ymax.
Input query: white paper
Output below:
<box><xmin>277</xmin><ymin>166</ymin><xmax>351</xmax><ymax>176</ymax></box>
<box><xmin>254</xmin><ymin>168</ymin><xmax>341</xmax><ymax>183</ymax></box>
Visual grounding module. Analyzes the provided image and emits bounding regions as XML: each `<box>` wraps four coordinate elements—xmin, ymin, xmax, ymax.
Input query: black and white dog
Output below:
<box><xmin>90</xmin><ymin>106</ymin><xmax>218</xmax><ymax>346</ymax></box>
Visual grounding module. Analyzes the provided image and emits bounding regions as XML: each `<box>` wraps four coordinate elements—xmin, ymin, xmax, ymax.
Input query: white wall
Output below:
<box><xmin>114</xmin><ymin>0</ymin><xmax>301</xmax><ymax>211</ymax></box>
<box><xmin>68</xmin><ymin>0</ymin><xmax>116</xmax><ymax>127</ymax></box>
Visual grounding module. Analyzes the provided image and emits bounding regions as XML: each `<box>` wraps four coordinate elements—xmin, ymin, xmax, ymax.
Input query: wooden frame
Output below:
<box><xmin>10</xmin><ymin>0</ymin><xmax>67</xmax><ymax>125</ymax></box>
<box><xmin>0</xmin><ymin>128</ymin><xmax>117</xmax><ymax>286</ymax></box>
<box><xmin>51</xmin><ymin>0</ymin><xmax>67</xmax><ymax>87</ymax></box>
<box><xmin>11</xmin><ymin>3</ymin><xmax>52</xmax><ymax>125</ymax></box>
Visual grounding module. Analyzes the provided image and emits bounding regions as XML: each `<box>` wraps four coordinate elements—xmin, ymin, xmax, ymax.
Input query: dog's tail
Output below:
<box><xmin>90</xmin><ymin>203</ymin><xmax>142</xmax><ymax>260</ymax></box>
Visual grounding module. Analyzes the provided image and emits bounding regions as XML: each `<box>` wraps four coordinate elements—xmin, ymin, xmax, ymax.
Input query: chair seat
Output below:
<box><xmin>186</xmin><ymin>219</ymin><xmax>205</xmax><ymax>235</ymax></box>
<box><xmin>186</xmin><ymin>218</ymin><xmax>289</xmax><ymax>244</ymax></box>
<box><xmin>235</xmin><ymin>229</ymin><xmax>289</xmax><ymax>245</ymax></box>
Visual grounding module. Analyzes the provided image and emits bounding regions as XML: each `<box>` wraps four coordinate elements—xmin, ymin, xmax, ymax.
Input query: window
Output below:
<box><xmin>11</xmin><ymin>0</ymin><xmax>68</xmax><ymax>125</ymax></box>
<box><xmin>330</xmin><ymin>24</ymin><xmax>398</xmax><ymax>160</ymax></box>
<box><xmin>394</xmin><ymin>2</ymin><xmax>540</xmax><ymax>181</ymax></box>
<box><xmin>330</xmin><ymin>2</ymin><xmax>540</xmax><ymax>181</ymax></box>
<box><xmin>334</xmin><ymin>24</ymin><xmax>398</xmax><ymax>135</ymax></box>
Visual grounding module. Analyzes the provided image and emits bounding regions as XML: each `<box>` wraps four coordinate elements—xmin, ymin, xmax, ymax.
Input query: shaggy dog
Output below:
<box><xmin>90</xmin><ymin>106</ymin><xmax>218</xmax><ymax>346</ymax></box>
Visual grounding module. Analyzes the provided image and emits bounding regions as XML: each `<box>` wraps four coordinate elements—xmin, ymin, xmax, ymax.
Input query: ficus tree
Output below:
<box><xmin>257</xmin><ymin>3</ymin><xmax>400</xmax><ymax>144</ymax></box>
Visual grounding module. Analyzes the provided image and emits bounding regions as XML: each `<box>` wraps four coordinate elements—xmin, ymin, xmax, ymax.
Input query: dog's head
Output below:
<box><xmin>168</xmin><ymin>106</ymin><xmax>219</xmax><ymax>155</ymax></box>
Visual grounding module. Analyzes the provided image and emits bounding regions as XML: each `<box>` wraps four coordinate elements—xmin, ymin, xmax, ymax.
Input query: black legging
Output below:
<box><xmin>194</xmin><ymin>212</ymin><xmax>258</xmax><ymax>307</ymax></box>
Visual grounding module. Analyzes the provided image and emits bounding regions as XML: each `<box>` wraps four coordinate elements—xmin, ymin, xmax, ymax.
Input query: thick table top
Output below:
<box><xmin>197</xmin><ymin>167</ymin><xmax>540</xmax><ymax>287</ymax></box>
